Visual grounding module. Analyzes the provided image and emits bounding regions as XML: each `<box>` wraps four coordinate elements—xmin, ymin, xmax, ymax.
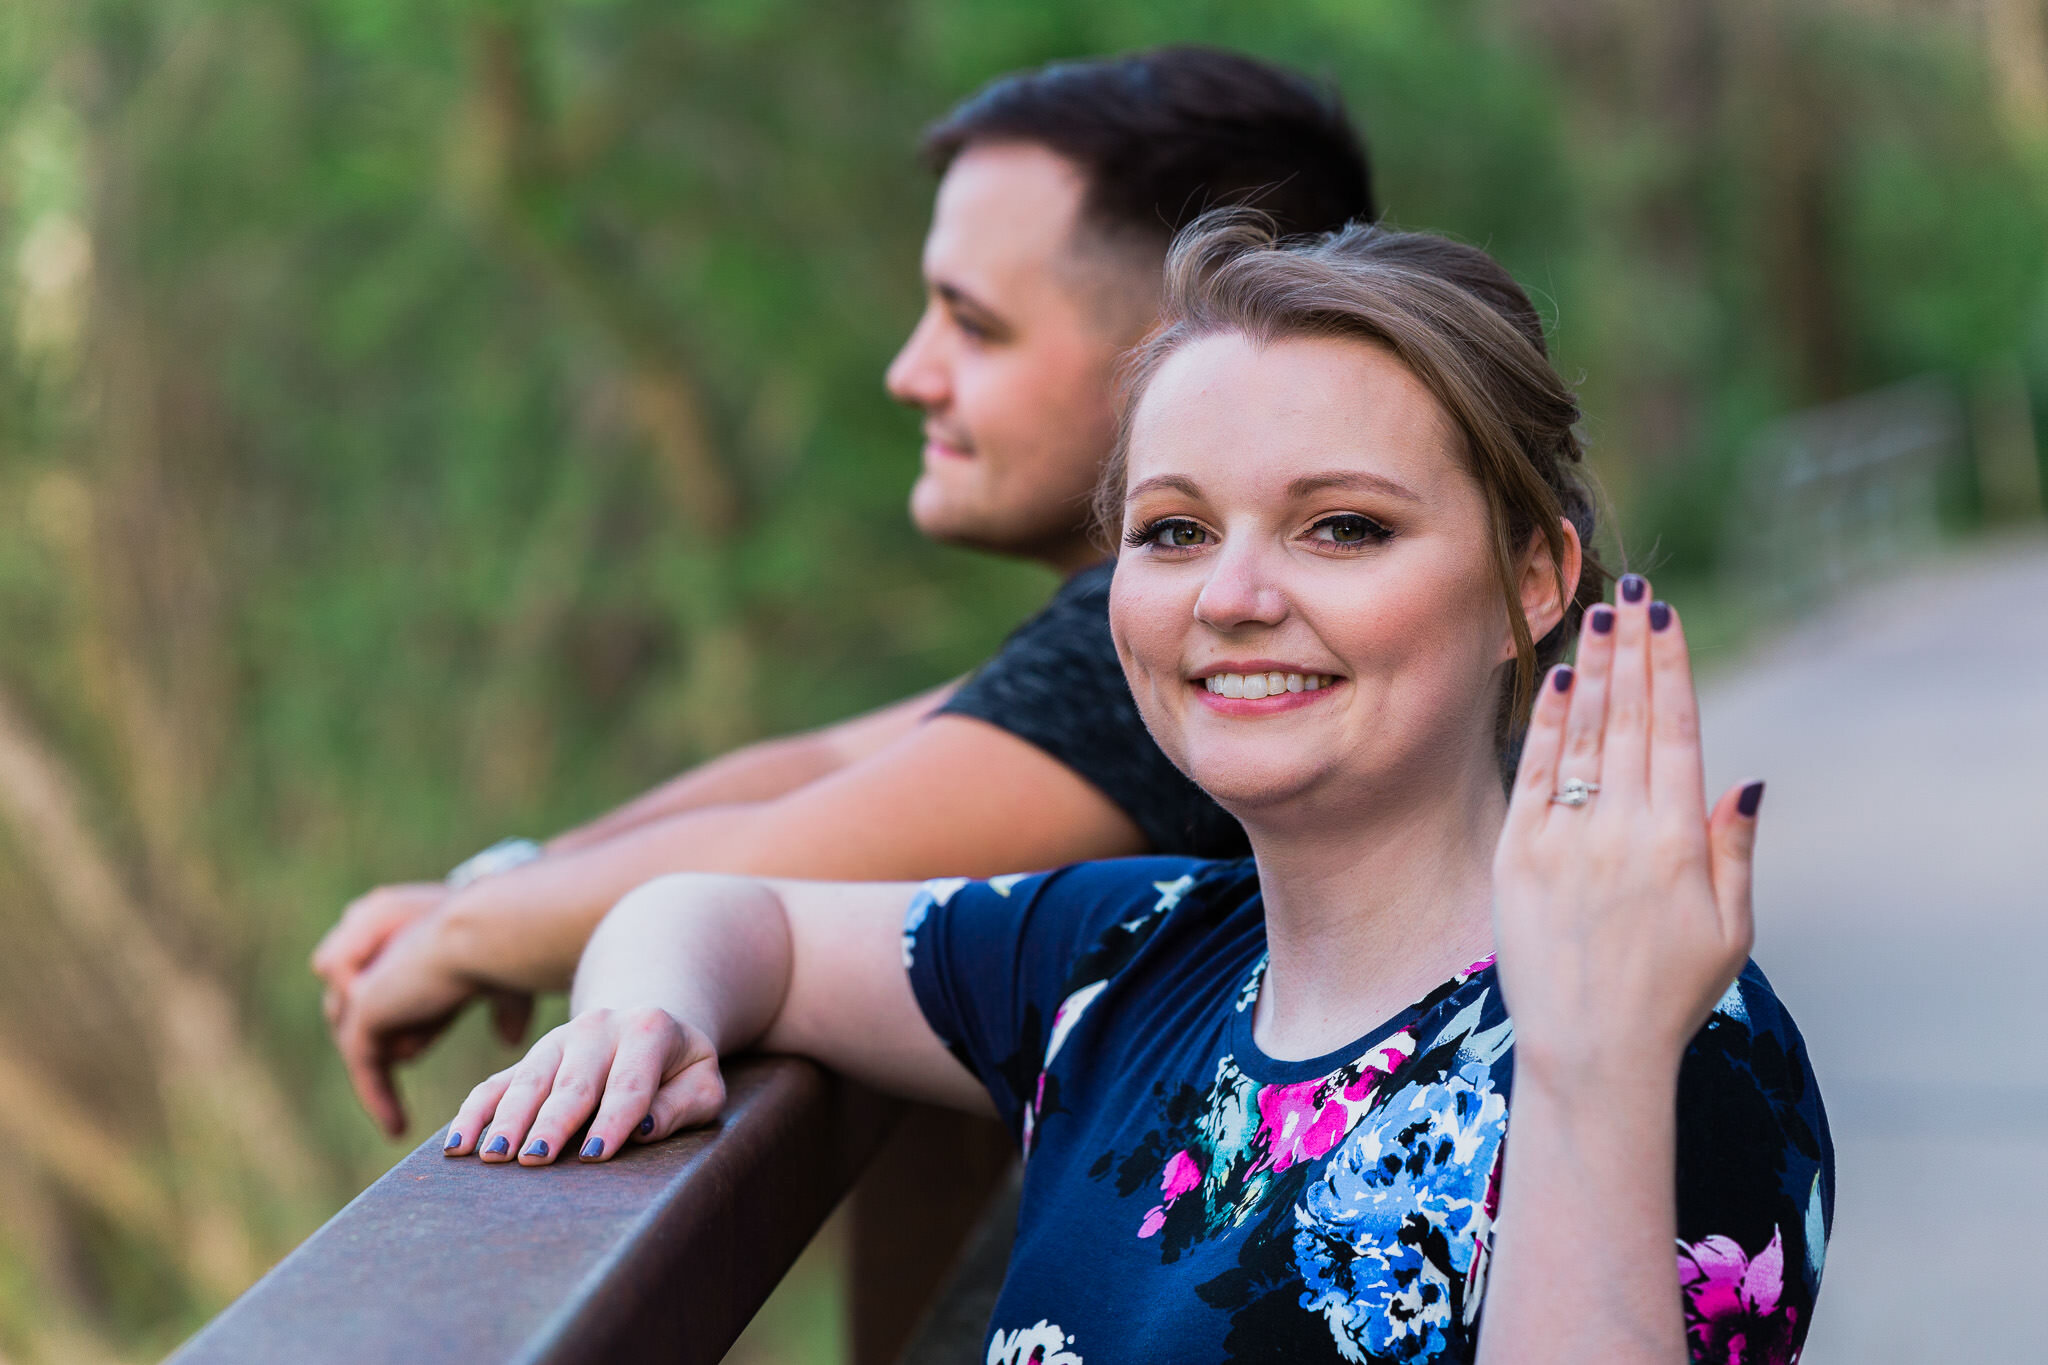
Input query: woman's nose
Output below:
<box><xmin>1193</xmin><ymin>543</ymin><xmax>1290</xmax><ymax>631</ymax></box>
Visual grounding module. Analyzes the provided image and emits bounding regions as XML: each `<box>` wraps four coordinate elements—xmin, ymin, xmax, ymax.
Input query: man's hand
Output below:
<box><xmin>311</xmin><ymin>882</ymin><xmax>447</xmax><ymax>1030</ymax></box>
<box><xmin>332</xmin><ymin>909</ymin><xmax>534</xmax><ymax>1136</ymax></box>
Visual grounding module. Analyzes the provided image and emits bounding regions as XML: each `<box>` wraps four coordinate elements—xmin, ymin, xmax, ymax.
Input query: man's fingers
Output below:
<box><xmin>490</xmin><ymin>991</ymin><xmax>535</xmax><ymax>1047</ymax></box>
<box><xmin>1601</xmin><ymin>573</ymin><xmax>1652</xmax><ymax>803</ymax></box>
<box><xmin>1647</xmin><ymin>600</ymin><xmax>1707</xmax><ymax>823</ymax></box>
<box><xmin>337</xmin><ymin>1013</ymin><xmax>408</xmax><ymax>1138</ymax></box>
<box><xmin>311</xmin><ymin>883</ymin><xmax>444</xmax><ymax>987</ymax></box>
<box><xmin>1707</xmin><ymin>780</ymin><xmax>1763</xmax><ymax>955</ymax></box>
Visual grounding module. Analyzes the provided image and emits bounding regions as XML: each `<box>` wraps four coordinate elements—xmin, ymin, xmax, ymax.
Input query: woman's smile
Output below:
<box><xmin>1191</xmin><ymin>664</ymin><xmax>1345</xmax><ymax>714</ymax></box>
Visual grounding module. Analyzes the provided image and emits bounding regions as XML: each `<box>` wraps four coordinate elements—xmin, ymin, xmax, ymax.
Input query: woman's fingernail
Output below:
<box><xmin>580</xmin><ymin>1137</ymin><xmax>605</xmax><ymax>1161</ymax></box>
<box><xmin>485</xmin><ymin>1134</ymin><xmax>510</xmax><ymax>1156</ymax></box>
<box><xmin>1620</xmin><ymin>573</ymin><xmax>1646</xmax><ymax>603</ymax></box>
<box><xmin>1589</xmin><ymin>605</ymin><xmax>1614</xmax><ymax>634</ymax></box>
<box><xmin>444</xmin><ymin>1131</ymin><xmax>463</xmax><ymax>1152</ymax></box>
<box><xmin>1552</xmin><ymin>666</ymin><xmax>1574</xmax><ymax>692</ymax></box>
<box><xmin>638</xmin><ymin>1115</ymin><xmax>654</xmax><ymax>1136</ymax></box>
<box><xmin>1738</xmin><ymin>781</ymin><xmax>1765</xmax><ymax>818</ymax></box>
<box><xmin>524</xmin><ymin>1139</ymin><xmax>549</xmax><ymax>1159</ymax></box>
<box><xmin>1649</xmin><ymin>600</ymin><xmax>1672</xmax><ymax>631</ymax></box>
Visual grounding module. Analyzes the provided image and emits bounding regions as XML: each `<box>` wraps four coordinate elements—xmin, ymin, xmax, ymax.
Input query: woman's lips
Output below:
<box><xmin>1190</xmin><ymin>673</ymin><xmax>1344</xmax><ymax>715</ymax></box>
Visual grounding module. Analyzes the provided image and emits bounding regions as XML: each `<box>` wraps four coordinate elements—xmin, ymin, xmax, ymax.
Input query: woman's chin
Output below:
<box><xmin>1180</xmin><ymin>751</ymin><xmax>1336</xmax><ymax>818</ymax></box>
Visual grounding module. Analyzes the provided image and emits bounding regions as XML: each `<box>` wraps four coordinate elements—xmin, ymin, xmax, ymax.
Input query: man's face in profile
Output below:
<box><xmin>886</xmin><ymin>142</ymin><xmax>1158</xmax><ymax>572</ymax></box>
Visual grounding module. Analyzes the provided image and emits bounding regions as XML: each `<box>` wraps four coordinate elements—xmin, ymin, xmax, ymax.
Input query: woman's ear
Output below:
<box><xmin>1515</xmin><ymin>516</ymin><xmax>1583</xmax><ymax>646</ymax></box>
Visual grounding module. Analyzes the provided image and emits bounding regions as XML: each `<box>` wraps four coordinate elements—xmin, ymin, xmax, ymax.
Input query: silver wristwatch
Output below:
<box><xmin>446</xmin><ymin>837</ymin><xmax>545</xmax><ymax>890</ymax></box>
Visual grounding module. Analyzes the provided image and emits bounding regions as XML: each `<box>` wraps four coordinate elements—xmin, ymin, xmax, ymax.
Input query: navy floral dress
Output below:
<box><xmin>903</xmin><ymin>857</ymin><xmax>1833</xmax><ymax>1365</ymax></box>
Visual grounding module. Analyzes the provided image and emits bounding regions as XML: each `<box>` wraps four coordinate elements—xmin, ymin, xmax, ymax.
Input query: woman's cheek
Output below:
<box><xmin>1109</xmin><ymin>571</ymin><xmax>1189</xmax><ymax>721</ymax></box>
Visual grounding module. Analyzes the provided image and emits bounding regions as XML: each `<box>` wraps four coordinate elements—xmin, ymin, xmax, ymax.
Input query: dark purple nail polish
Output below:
<box><xmin>524</xmin><ymin>1139</ymin><xmax>548</xmax><ymax>1159</ymax></box>
<box><xmin>1620</xmin><ymin>573</ymin><xmax>1646</xmax><ymax>603</ymax></box>
<box><xmin>638</xmin><ymin>1115</ymin><xmax>654</xmax><ymax>1136</ymax></box>
<box><xmin>1649</xmin><ymin>600</ymin><xmax>1671</xmax><ymax>631</ymax></box>
<box><xmin>580</xmin><ymin>1137</ymin><xmax>605</xmax><ymax>1161</ymax></box>
<box><xmin>1738</xmin><ymin>781</ymin><xmax>1765</xmax><ymax>818</ymax></box>
<box><xmin>1552</xmin><ymin>666</ymin><xmax>1574</xmax><ymax>692</ymax></box>
<box><xmin>444</xmin><ymin>1130</ymin><xmax>462</xmax><ymax>1152</ymax></box>
<box><xmin>1589</xmin><ymin>606</ymin><xmax>1613</xmax><ymax>634</ymax></box>
<box><xmin>485</xmin><ymin>1134</ymin><xmax>510</xmax><ymax>1156</ymax></box>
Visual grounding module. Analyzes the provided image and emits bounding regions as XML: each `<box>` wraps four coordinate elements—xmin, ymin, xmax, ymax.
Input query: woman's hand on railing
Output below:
<box><xmin>1492</xmin><ymin>572</ymin><xmax>1761</xmax><ymax>1088</ymax></box>
<box><xmin>440</xmin><ymin>1006</ymin><xmax>728</xmax><ymax>1164</ymax></box>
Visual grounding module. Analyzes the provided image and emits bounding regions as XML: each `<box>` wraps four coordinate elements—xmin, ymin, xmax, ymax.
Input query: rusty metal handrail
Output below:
<box><xmin>168</xmin><ymin>1058</ymin><xmax>899</xmax><ymax>1365</ymax></box>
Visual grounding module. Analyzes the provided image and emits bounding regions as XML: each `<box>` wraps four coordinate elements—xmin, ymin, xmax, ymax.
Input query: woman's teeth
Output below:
<box><xmin>1202</xmin><ymin>671</ymin><xmax>1335</xmax><ymax>699</ymax></box>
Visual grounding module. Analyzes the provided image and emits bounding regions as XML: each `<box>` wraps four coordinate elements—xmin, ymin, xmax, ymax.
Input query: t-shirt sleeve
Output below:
<box><xmin>902</xmin><ymin>857</ymin><xmax>1207</xmax><ymax>1142</ymax></box>
<box><xmin>936</xmin><ymin>562</ymin><xmax>1250</xmax><ymax>861</ymax></box>
<box><xmin>1671</xmin><ymin>964</ymin><xmax>1836</xmax><ymax>1363</ymax></box>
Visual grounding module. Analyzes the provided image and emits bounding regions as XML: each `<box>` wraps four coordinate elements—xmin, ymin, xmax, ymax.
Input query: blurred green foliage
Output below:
<box><xmin>0</xmin><ymin>0</ymin><xmax>2042</xmax><ymax>1359</ymax></box>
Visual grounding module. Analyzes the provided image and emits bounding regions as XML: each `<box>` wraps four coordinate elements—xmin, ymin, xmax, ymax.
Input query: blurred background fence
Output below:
<box><xmin>0</xmin><ymin>1</ymin><xmax>2043</xmax><ymax>1361</ymax></box>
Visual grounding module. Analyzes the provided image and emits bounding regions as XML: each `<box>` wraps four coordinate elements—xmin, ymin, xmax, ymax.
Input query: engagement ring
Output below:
<box><xmin>1550</xmin><ymin>778</ymin><xmax>1599</xmax><ymax>807</ymax></box>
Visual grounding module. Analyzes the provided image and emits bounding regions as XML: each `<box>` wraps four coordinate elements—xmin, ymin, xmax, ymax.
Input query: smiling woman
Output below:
<box><xmin>437</xmin><ymin>217</ymin><xmax>1831</xmax><ymax>1365</ymax></box>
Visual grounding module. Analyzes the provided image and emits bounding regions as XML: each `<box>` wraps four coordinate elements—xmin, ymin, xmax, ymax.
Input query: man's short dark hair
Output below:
<box><xmin>920</xmin><ymin>46</ymin><xmax>1375</xmax><ymax>248</ymax></box>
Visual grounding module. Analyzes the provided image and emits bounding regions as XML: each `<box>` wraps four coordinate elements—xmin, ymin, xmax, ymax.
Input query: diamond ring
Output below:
<box><xmin>1550</xmin><ymin>778</ymin><xmax>1599</xmax><ymax>807</ymax></box>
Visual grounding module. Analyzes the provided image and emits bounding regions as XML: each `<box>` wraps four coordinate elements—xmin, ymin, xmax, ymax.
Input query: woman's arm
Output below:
<box><xmin>332</xmin><ymin>715</ymin><xmax>1137</xmax><ymax>1135</ymax></box>
<box><xmin>1477</xmin><ymin>576</ymin><xmax>1761</xmax><ymax>1364</ymax></box>
<box><xmin>440</xmin><ymin>873</ymin><xmax>990</xmax><ymax>1163</ymax></box>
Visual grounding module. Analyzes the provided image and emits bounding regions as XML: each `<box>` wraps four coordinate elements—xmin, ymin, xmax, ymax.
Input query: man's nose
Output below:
<box><xmin>1193</xmin><ymin>540</ymin><xmax>1290</xmax><ymax>631</ymax></box>
<box><xmin>884</xmin><ymin>309</ymin><xmax>950</xmax><ymax>410</ymax></box>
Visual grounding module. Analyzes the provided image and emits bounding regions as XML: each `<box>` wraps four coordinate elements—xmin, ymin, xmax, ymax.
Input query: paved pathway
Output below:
<box><xmin>1697</xmin><ymin>536</ymin><xmax>2048</xmax><ymax>1364</ymax></box>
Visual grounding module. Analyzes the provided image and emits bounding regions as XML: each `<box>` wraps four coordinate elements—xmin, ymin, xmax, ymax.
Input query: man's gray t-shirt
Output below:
<box><xmin>937</xmin><ymin>560</ymin><xmax>1251</xmax><ymax>859</ymax></box>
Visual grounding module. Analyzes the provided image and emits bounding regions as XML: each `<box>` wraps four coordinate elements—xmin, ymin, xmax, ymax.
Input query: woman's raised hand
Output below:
<box><xmin>1492</xmin><ymin>573</ymin><xmax>1763</xmax><ymax>1089</ymax></box>
<box><xmin>440</xmin><ymin>1006</ymin><xmax>727</xmax><ymax>1164</ymax></box>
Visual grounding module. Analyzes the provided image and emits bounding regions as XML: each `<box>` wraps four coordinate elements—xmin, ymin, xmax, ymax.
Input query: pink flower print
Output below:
<box><xmin>1251</xmin><ymin>1037</ymin><xmax>1414</xmax><ymax>1174</ymax></box>
<box><xmin>1677</xmin><ymin>1227</ymin><xmax>1802</xmax><ymax>1365</ymax></box>
<box><xmin>1138</xmin><ymin>1148</ymin><xmax>1205</xmax><ymax>1239</ymax></box>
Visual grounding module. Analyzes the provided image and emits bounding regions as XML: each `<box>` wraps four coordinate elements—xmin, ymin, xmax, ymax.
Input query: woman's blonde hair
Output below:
<box><xmin>1096</xmin><ymin>213</ymin><xmax>1608</xmax><ymax>766</ymax></box>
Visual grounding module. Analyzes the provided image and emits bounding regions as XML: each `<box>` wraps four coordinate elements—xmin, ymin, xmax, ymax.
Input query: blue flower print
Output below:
<box><xmin>1292</xmin><ymin>1074</ymin><xmax>1508</xmax><ymax>1362</ymax></box>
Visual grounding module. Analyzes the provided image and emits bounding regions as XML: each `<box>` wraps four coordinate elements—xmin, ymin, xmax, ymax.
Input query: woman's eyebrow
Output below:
<box><xmin>1125</xmin><ymin>474</ymin><xmax>1204</xmax><ymax>502</ymax></box>
<box><xmin>1285</xmin><ymin>470</ymin><xmax>1422</xmax><ymax>504</ymax></box>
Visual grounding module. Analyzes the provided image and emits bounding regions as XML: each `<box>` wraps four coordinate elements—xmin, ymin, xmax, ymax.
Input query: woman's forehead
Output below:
<box><xmin>1125</xmin><ymin>332</ymin><xmax>1464</xmax><ymax>496</ymax></box>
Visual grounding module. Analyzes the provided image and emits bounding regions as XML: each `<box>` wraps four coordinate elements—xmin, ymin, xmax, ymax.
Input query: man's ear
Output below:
<box><xmin>1514</xmin><ymin>516</ymin><xmax>1583</xmax><ymax>648</ymax></box>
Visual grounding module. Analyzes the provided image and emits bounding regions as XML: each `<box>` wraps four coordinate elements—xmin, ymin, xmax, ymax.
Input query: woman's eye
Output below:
<box><xmin>1311</xmin><ymin>514</ymin><xmax>1391</xmax><ymax>548</ymax></box>
<box><xmin>1125</xmin><ymin>518</ymin><xmax>1211</xmax><ymax>550</ymax></box>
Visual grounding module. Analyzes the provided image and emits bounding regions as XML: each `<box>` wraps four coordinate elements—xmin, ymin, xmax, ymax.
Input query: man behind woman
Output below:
<box><xmin>440</xmin><ymin>217</ymin><xmax>1833</xmax><ymax>1362</ymax></box>
<box><xmin>313</xmin><ymin>46</ymin><xmax>1373</xmax><ymax>1134</ymax></box>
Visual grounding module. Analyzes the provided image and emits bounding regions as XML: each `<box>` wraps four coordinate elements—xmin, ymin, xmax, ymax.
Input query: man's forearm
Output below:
<box><xmin>547</xmin><ymin>734</ymin><xmax>846</xmax><ymax>854</ymax></box>
<box><xmin>1475</xmin><ymin>1065</ymin><xmax>1687</xmax><ymax>1365</ymax></box>
<box><xmin>437</xmin><ymin>803</ymin><xmax>781</xmax><ymax>993</ymax></box>
<box><xmin>546</xmin><ymin>679</ymin><xmax>960</xmax><ymax>853</ymax></box>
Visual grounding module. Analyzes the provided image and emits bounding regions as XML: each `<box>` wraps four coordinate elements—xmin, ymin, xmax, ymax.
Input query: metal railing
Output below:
<box><xmin>165</xmin><ymin>1059</ymin><xmax>1000</xmax><ymax>1365</ymax></box>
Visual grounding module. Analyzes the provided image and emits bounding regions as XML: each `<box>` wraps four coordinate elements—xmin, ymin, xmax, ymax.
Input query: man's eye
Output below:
<box><xmin>1124</xmin><ymin>518</ymin><xmax>1211</xmax><ymax>550</ymax></box>
<box><xmin>1311</xmin><ymin>514</ymin><xmax>1392</xmax><ymax>547</ymax></box>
